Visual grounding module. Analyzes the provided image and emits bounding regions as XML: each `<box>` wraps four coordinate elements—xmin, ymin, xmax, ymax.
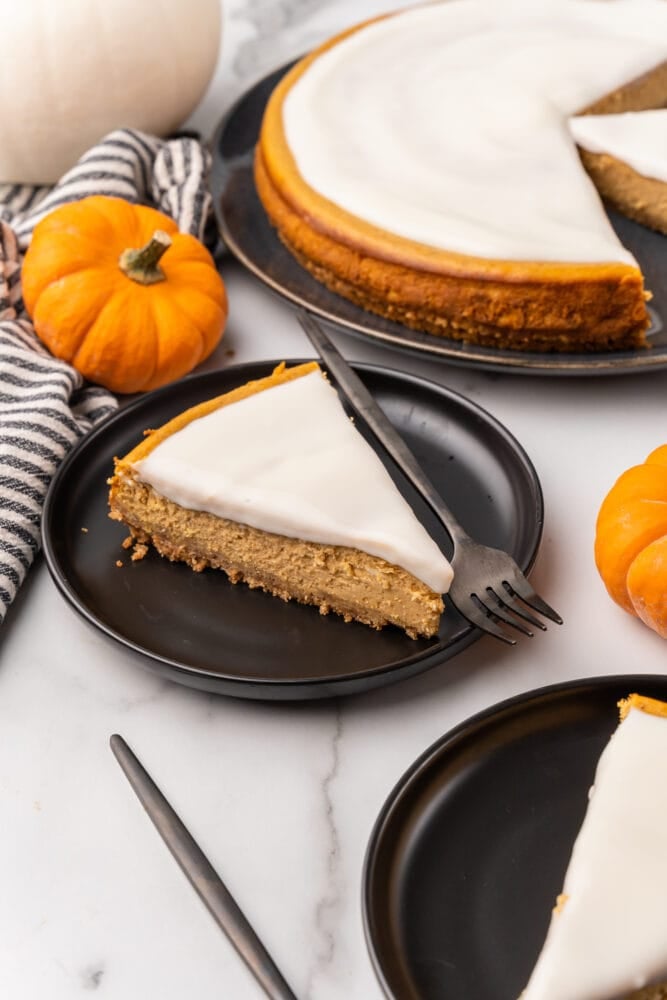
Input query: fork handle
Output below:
<box><xmin>299</xmin><ymin>311</ymin><xmax>469</xmax><ymax>548</ymax></box>
<box><xmin>111</xmin><ymin>736</ymin><xmax>299</xmax><ymax>1000</ymax></box>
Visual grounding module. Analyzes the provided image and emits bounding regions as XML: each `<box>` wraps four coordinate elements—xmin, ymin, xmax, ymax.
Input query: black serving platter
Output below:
<box><xmin>211</xmin><ymin>62</ymin><xmax>667</xmax><ymax>376</ymax></box>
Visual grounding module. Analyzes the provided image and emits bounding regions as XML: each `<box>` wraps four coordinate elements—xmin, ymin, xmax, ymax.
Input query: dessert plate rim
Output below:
<box><xmin>41</xmin><ymin>359</ymin><xmax>543</xmax><ymax>700</ymax></box>
<box><xmin>362</xmin><ymin>672</ymin><xmax>667</xmax><ymax>999</ymax></box>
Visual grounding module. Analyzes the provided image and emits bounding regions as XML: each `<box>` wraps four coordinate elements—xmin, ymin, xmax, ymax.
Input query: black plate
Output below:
<box><xmin>42</xmin><ymin>360</ymin><xmax>542</xmax><ymax>700</ymax></box>
<box><xmin>210</xmin><ymin>63</ymin><xmax>667</xmax><ymax>377</ymax></box>
<box><xmin>363</xmin><ymin>674</ymin><xmax>667</xmax><ymax>999</ymax></box>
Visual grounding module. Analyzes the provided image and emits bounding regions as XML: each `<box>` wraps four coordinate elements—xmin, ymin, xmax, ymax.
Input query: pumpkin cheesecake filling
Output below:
<box><xmin>108</xmin><ymin>363</ymin><xmax>453</xmax><ymax>638</ymax></box>
<box><xmin>569</xmin><ymin>109</ymin><xmax>667</xmax><ymax>236</ymax></box>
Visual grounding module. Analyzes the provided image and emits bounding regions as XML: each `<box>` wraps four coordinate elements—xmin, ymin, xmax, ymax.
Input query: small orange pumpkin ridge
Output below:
<box><xmin>22</xmin><ymin>195</ymin><xmax>227</xmax><ymax>393</ymax></box>
<box><xmin>595</xmin><ymin>445</ymin><xmax>667</xmax><ymax>637</ymax></box>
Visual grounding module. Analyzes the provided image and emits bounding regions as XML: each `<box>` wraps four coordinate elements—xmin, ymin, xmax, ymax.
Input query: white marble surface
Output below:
<box><xmin>2</xmin><ymin>2</ymin><xmax>667</xmax><ymax>998</ymax></box>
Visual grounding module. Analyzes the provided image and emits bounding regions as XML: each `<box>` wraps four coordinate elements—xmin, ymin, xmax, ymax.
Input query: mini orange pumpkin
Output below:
<box><xmin>22</xmin><ymin>195</ymin><xmax>227</xmax><ymax>393</ymax></box>
<box><xmin>595</xmin><ymin>444</ymin><xmax>667</xmax><ymax>638</ymax></box>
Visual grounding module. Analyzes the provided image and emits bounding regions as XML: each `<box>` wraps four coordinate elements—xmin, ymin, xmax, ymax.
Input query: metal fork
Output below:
<box><xmin>298</xmin><ymin>310</ymin><xmax>562</xmax><ymax>645</ymax></box>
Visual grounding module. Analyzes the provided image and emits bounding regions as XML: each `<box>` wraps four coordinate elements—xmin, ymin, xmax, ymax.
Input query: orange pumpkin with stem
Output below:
<box><xmin>22</xmin><ymin>195</ymin><xmax>227</xmax><ymax>394</ymax></box>
<box><xmin>594</xmin><ymin>444</ymin><xmax>667</xmax><ymax>637</ymax></box>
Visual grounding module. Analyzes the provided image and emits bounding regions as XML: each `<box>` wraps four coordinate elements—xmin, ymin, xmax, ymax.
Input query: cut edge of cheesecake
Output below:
<box><xmin>570</xmin><ymin>102</ymin><xmax>667</xmax><ymax>237</ymax></box>
<box><xmin>108</xmin><ymin>361</ymin><xmax>446</xmax><ymax>639</ymax></box>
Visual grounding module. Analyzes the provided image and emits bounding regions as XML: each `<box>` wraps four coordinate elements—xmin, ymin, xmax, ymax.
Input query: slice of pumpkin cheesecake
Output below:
<box><xmin>520</xmin><ymin>694</ymin><xmax>667</xmax><ymax>1000</ymax></box>
<box><xmin>108</xmin><ymin>361</ymin><xmax>453</xmax><ymax>638</ymax></box>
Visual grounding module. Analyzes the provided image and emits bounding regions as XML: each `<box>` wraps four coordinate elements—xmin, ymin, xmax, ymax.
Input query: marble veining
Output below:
<box><xmin>81</xmin><ymin>965</ymin><xmax>105</xmax><ymax>991</ymax></box>
<box><xmin>230</xmin><ymin>0</ymin><xmax>333</xmax><ymax>78</ymax></box>
<box><xmin>305</xmin><ymin>706</ymin><xmax>344</xmax><ymax>999</ymax></box>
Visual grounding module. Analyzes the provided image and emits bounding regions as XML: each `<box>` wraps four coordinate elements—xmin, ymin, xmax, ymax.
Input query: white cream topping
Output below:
<box><xmin>282</xmin><ymin>0</ymin><xmax>667</xmax><ymax>264</ymax></box>
<box><xmin>521</xmin><ymin>705</ymin><xmax>667</xmax><ymax>1000</ymax></box>
<box><xmin>133</xmin><ymin>371</ymin><xmax>453</xmax><ymax>594</ymax></box>
<box><xmin>570</xmin><ymin>109</ymin><xmax>667</xmax><ymax>183</ymax></box>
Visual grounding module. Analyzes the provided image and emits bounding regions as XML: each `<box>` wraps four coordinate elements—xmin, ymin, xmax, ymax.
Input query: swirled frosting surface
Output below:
<box><xmin>133</xmin><ymin>371</ymin><xmax>453</xmax><ymax>593</ymax></box>
<box><xmin>282</xmin><ymin>0</ymin><xmax>667</xmax><ymax>263</ymax></box>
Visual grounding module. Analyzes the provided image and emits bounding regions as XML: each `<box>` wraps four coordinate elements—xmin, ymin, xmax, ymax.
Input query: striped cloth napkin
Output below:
<box><xmin>0</xmin><ymin>128</ymin><xmax>214</xmax><ymax>624</ymax></box>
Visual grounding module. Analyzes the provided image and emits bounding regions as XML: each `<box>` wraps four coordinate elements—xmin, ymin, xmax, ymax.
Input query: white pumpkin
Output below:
<box><xmin>0</xmin><ymin>0</ymin><xmax>222</xmax><ymax>184</ymax></box>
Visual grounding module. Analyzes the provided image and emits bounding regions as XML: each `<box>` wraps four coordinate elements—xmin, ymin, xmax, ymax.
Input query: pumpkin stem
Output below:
<box><xmin>119</xmin><ymin>230</ymin><xmax>172</xmax><ymax>285</ymax></box>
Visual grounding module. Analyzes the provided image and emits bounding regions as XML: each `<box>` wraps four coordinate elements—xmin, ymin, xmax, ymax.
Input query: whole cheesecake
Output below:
<box><xmin>108</xmin><ymin>362</ymin><xmax>453</xmax><ymax>638</ymax></box>
<box><xmin>255</xmin><ymin>0</ymin><xmax>667</xmax><ymax>352</ymax></box>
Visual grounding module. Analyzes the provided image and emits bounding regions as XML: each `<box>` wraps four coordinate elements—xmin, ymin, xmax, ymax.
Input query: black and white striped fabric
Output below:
<box><xmin>0</xmin><ymin>128</ymin><xmax>214</xmax><ymax>624</ymax></box>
